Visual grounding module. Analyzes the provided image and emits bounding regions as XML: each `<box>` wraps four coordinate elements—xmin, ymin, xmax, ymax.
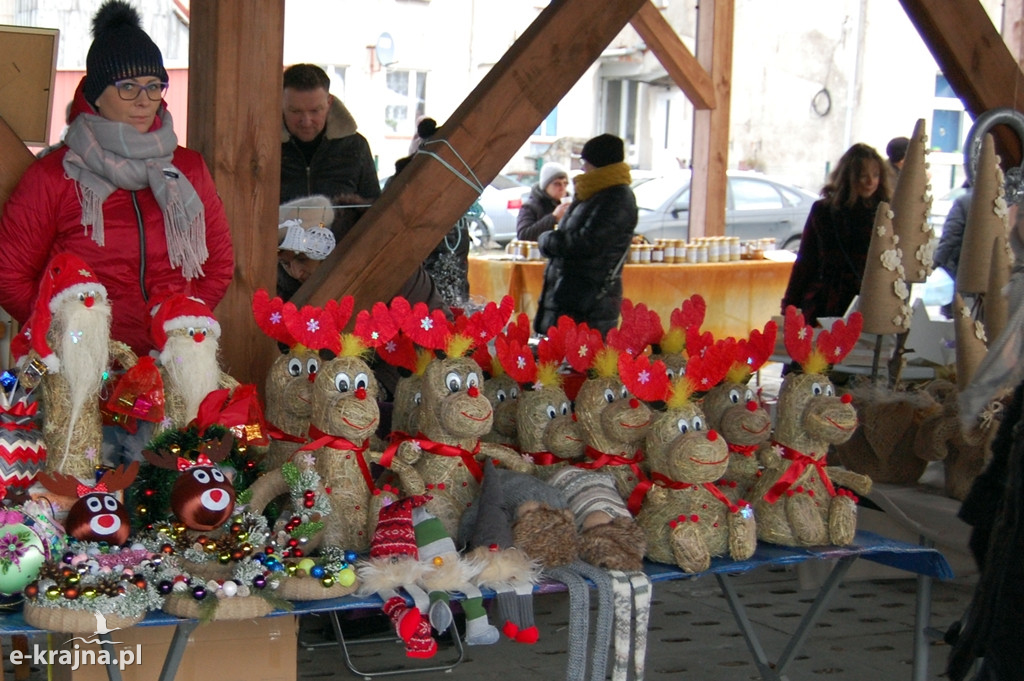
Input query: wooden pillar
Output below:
<box><xmin>630</xmin><ymin>2</ymin><xmax>716</xmax><ymax>111</ymax></box>
<box><xmin>188</xmin><ymin>1</ymin><xmax>284</xmax><ymax>386</ymax></box>
<box><xmin>688</xmin><ymin>0</ymin><xmax>733</xmax><ymax>240</ymax></box>
<box><xmin>1004</xmin><ymin>0</ymin><xmax>1024</xmax><ymax>71</ymax></box>
<box><xmin>291</xmin><ymin>0</ymin><xmax>649</xmax><ymax>312</ymax></box>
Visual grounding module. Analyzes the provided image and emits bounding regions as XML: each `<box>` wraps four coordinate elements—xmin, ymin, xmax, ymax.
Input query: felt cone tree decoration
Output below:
<box><xmin>750</xmin><ymin>307</ymin><xmax>872</xmax><ymax>547</ymax></box>
<box><xmin>858</xmin><ymin>202</ymin><xmax>911</xmax><ymax>334</ymax></box>
<box><xmin>953</xmin><ymin>293</ymin><xmax>988</xmax><ymax>391</ymax></box>
<box><xmin>984</xmin><ymin>235</ymin><xmax>1010</xmax><ymax>343</ymax></box>
<box><xmin>891</xmin><ymin>118</ymin><xmax>935</xmax><ymax>283</ymax></box>
<box><xmin>958</xmin><ymin>132</ymin><xmax>1010</xmax><ymax>295</ymax></box>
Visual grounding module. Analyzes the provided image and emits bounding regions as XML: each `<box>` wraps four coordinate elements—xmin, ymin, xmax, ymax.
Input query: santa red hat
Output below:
<box><xmin>15</xmin><ymin>253</ymin><xmax>108</xmax><ymax>372</ymax></box>
<box><xmin>149</xmin><ymin>294</ymin><xmax>221</xmax><ymax>351</ymax></box>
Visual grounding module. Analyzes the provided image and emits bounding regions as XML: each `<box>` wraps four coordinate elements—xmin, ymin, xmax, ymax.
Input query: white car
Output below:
<box><xmin>478</xmin><ymin>174</ymin><xmax>530</xmax><ymax>246</ymax></box>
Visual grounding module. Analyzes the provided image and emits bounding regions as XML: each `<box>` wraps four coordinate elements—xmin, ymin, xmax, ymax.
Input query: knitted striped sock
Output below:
<box><xmin>405</xmin><ymin>619</ymin><xmax>437</xmax><ymax>659</ymax></box>
<box><xmin>547</xmin><ymin>566</ymin><xmax>591</xmax><ymax>681</ymax></box>
<box><xmin>463</xmin><ymin>596</ymin><xmax>500</xmax><ymax>645</ymax></box>
<box><xmin>382</xmin><ymin>595</ymin><xmax>420</xmax><ymax>643</ymax></box>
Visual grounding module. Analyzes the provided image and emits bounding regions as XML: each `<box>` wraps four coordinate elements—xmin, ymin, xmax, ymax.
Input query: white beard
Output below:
<box><xmin>54</xmin><ymin>299</ymin><xmax>111</xmax><ymax>453</ymax></box>
<box><xmin>160</xmin><ymin>334</ymin><xmax>222</xmax><ymax>422</ymax></box>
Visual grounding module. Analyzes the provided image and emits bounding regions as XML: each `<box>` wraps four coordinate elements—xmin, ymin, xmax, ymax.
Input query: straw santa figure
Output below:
<box><xmin>13</xmin><ymin>253</ymin><xmax>136</xmax><ymax>478</ymax></box>
<box><xmin>150</xmin><ymin>294</ymin><xmax>238</xmax><ymax>430</ymax></box>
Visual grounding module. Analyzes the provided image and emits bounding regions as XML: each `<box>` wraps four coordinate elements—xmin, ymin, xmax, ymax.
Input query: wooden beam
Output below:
<box><xmin>688</xmin><ymin>0</ymin><xmax>733</xmax><ymax>239</ymax></box>
<box><xmin>0</xmin><ymin>117</ymin><xmax>35</xmax><ymax>211</ymax></box>
<box><xmin>630</xmin><ymin>2</ymin><xmax>716</xmax><ymax>110</ymax></box>
<box><xmin>188</xmin><ymin>0</ymin><xmax>284</xmax><ymax>386</ymax></box>
<box><xmin>900</xmin><ymin>0</ymin><xmax>1024</xmax><ymax>165</ymax></box>
<box><xmin>291</xmin><ymin>0</ymin><xmax>649</xmax><ymax>312</ymax></box>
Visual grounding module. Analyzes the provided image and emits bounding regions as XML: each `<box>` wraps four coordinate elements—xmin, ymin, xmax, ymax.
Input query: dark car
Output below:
<box><xmin>632</xmin><ymin>170</ymin><xmax>819</xmax><ymax>251</ymax></box>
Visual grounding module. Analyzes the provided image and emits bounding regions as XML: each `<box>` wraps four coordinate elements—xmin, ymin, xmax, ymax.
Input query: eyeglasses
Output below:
<box><xmin>113</xmin><ymin>80</ymin><xmax>168</xmax><ymax>101</ymax></box>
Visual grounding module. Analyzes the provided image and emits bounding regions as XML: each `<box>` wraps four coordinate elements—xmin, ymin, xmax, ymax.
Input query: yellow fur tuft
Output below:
<box><xmin>803</xmin><ymin>350</ymin><xmax>829</xmax><ymax>376</ymax></box>
<box><xmin>660</xmin><ymin>327</ymin><xmax>686</xmax><ymax>355</ymax></box>
<box><xmin>415</xmin><ymin>349</ymin><xmax>434</xmax><ymax>376</ymax></box>
<box><xmin>725</xmin><ymin>362</ymin><xmax>752</xmax><ymax>385</ymax></box>
<box><xmin>666</xmin><ymin>376</ymin><xmax>696</xmax><ymax>409</ymax></box>
<box><xmin>447</xmin><ymin>333</ymin><xmax>475</xmax><ymax>359</ymax></box>
<box><xmin>338</xmin><ymin>334</ymin><xmax>370</xmax><ymax>358</ymax></box>
<box><xmin>594</xmin><ymin>347</ymin><xmax>620</xmax><ymax>378</ymax></box>
<box><xmin>536</xmin><ymin>362</ymin><xmax>563</xmax><ymax>389</ymax></box>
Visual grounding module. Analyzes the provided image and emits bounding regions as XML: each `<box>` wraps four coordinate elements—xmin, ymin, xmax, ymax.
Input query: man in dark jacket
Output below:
<box><xmin>517</xmin><ymin>161</ymin><xmax>570</xmax><ymax>242</ymax></box>
<box><xmin>280</xmin><ymin>63</ymin><xmax>381</xmax><ymax>204</ymax></box>
<box><xmin>534</xmin><ymin>134</ymin><xmax>637</xmax><ymax>336</ymax></box>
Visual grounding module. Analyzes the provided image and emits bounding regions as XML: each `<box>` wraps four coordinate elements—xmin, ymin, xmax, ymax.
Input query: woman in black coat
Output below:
<box><xmin>534</xmin><ymin>135</ymin><xmax>637</xmax><ymax>336</ymax></box>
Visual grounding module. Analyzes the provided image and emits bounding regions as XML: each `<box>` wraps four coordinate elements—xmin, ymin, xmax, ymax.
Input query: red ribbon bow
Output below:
<box><xmin>296</xmin><ymin>426</ymin><xmax>376</xmax><ymax>492</ymax></box>
<box><xmin>576</xmin><ymin>446</ymin><xmax>647</xmax><ymax>481</ymax></box>
<box><xmin>763</xmin><ymin>441</ymin><xmax>835</xmax><ymax>503</ymax></box>
<box><xmin>177</xmin><ymin>453</ymin><xmax>214</xmax><ymax>471</ymax></box>
<box><xmin>379</xmin><ymin>433</ymin><xmax>485</xmax><ymax>483</ymax></box>
<box><xmin>192</xmin><ymin>385</ymin><xmax>270</xmax><ymax>446</ymax></box>
<box><xmin>727</xmin><ymin>442</ymin><xmax>760</xmax><ymax>457</ymax></box>
<box><xmin>77</xmin><ymin>481</ymin><xmax>107</xmax><ymax>497</ymax></box>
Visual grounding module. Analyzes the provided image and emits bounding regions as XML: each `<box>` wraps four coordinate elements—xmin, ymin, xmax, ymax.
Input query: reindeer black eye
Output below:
<box><xmin>510</xmin><ymin>387</ymin><xmax>519</xmax><ymax>399</ymax></box>
<box><xmin>677</xmin><ymin>418</ymin><xmax>691</xmax><ymax>434</ymax></box>
<box><xmin>354</xmin><ymin>372</ymin><xmax>369</xmax><ymax>391</ymax></box>
<box><xmin>288</xmin><ymin>358</ymin><xmax>303</xmax><ymax>376</ymax></box>
<box><xmin>192</xmin><ymin>469</ymin><xmax>211</xmax><ymax>484</ymax></box>
<box><xmin>334</xmin><ymin>373</ymin><xmax>353</xmax><ymax>392</ymax></box>
<box><xmin>467</xmin><ymin>372</ymin><xmax>481</xmax><ymax>388</ymax></box>
<box><xmin>414</xmin><ymin>391</ymin><xmax>422</xmax><ymax>405</ymax></box>
<box><xmin>811</xmin><ymin>382</ymin><xmax>823</xmax><ymax>396</ymax></box>
<box><xmin>546</xmin><ymin>405</ymin><xmax>557</xmax><ymax>419</ymax></box>
<box><xmin>666</xmin><ymin>368</ymin><xmax>676</xmax><ymax>379</ymax></box>
<box><xmin>825</xmin><ymin>385</ymin><xmax>835</xmax><ymax>397</ymax></box>
<box><xmin>561</xmin><ymin>402</ymin><xmax>570</xmax><ymax>415</ymax></box>
<box><xmin>745</xmin><ymin>389</ymin><xmax>755</xmax><ymax>402</ymax></box>
<box><xmin>495</xmin><ymin>390</ymin><xmax>507</xmax><ymax>403</ymax></box>
<box><xmin>306</xmin><ymin>358</ymin><xmax>319</xmax><ymax>375</ymax></box>
<box><xmin>86</xmin><ymin>497</ymin><xmax>102</xmax><ymax>512</ymax></box>
<box><xmin>103</xmin><ymin>496</ymin><xmax>118</xmax><ymax>511</ymax></box>
<box><xmin>211</xmin><ymin>468</ymin><xmax>225</xmax><ymax>483</ymax></box>
<box><xmin>729</xmin><ymin>389</ymin><xmax>741</xmax><ymax>404</ymax></box>
<box><xmin>620</xmin><ymin>385</ymin><xmax>629</xmax><ymax>399</ymax></box>
<box><xmin>692</xmin><ymin>416</ymin><xmax>704</xmax><ymax>431</ymax></box>
<box><xmin>445</xmin><ymin>372</ymin><xmax>462</xmax><ymax>392</ymax></box>
<box><xmin>603</xmin><ymin>389</ymin><xmax>615</xmax><ymax>403</ymax></box>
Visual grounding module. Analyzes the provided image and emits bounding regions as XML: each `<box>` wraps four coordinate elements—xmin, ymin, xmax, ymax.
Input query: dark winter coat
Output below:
<box><xmin>0</xmin><ymin>79</ymin><xmax>234</xmax><ymax>356</ymax></box>
<box><xmin>780</xmin><ymin>198</ymin><xmax>877</xmax><ymax>324</ymax></box>
<box><xmin>280</xmin><ymin>96</ymin><xmax>381</xmax><ymax>204</ymax></box>
<box><xmin>517</xmin><ymin>184</ymin><xmax>560</xmax><ymax>242</ymax></box>
<box><xmin>534</xmin><ymin>184</ymin><xmax>636</xmax><ymax>335</ymax></box>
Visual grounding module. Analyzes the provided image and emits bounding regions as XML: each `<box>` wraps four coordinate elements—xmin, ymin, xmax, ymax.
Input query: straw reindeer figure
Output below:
<box><xmin>376</xmin><ymin>296</ymin><xmax>437</xmax><ymax>440</ymax></box>
<box><xmin>750</xmin><ymin>307</ymin><xmax>872</xmax><ymax>547</ymax></box>
<box><xmin>142</xmin><ymin>433</ymin><xmax>236</xmax><ymax>532</ymax></box>
<box><xmin>384</xmin><ymin>296</ymin><xmax>534</xmax><ymax>537</ymax></box>
<box><xmin>251</xmin><ymin>289</ymin><xmax>319</xmax><ymax>471</ymax></box>
<box><xmin>700</xmin><ymin>320</ymin><xmax>778</xmax><ymax>502</ymax></box>
<box><xmin>477</xmin><ymin>313</ymin><xmax>532</xmax><ymax>449</ymax></box>
<box><xmin>650</xmin><ymin>294</ymin><xmax>707</xmax><ymax>380</ymax></box>
<box><xmin>36</xmin><ymin>462</ymin><xmax>140</xmax><ymax>545</ymax></box>
<box><xmin>497</xmin><ymin>315</ymin><xmax>584</xmax><ymax>476</ymax></box>
<box><xmin>566</xmin><ymin>308</ymin><xmax>659</xmax><ymax>500</ymax></box>
<box><xmin>632</xmin><ymin>341</ymin><xmax>756</xmax><ymax>573</ymax></box>
<box><xmin>286</xmin><ymin>298</ymin><xmax>422</xmax><ymax>553</ymax></box>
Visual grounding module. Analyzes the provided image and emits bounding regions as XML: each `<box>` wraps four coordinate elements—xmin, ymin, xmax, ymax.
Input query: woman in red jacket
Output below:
<box><xmin>0</xmin><ymin>0</ymin><xmax>233</xmax><ymax>357</ymax></box>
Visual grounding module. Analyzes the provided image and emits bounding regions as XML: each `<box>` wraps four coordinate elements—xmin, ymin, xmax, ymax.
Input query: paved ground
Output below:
<box><xmin>295</xmin><ymin>567</ymin><xmax>976</xmax><ymax>681</ymax></box>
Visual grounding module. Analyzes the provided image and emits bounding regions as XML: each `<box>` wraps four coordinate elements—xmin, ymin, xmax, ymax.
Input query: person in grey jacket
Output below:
<box><xmin>534</xmin><ymin>135</ymin><xmax>637</xmax><ymax>336</ymax></box>
<box><xmin>933</xmin><ymin>185</ymin><xmax>972</xmax><ymax>281</ymax></box>
<box><xmin>516</xmin><ymin>162</ymin><xmax>570</xmax><ymax>242</ymax></box>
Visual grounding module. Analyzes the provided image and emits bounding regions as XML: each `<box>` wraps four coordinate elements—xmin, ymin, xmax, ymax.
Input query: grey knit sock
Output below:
<box><xmin>496</xmin><ymin>589</ymin><xmax>518</xmax><ymax>630</ymax></box>
<box><xmin>627</xmin><ymin>571</ymin><xmax>652</xmax><ymax>681</ymax></box>
<box><xmin>547</xmin><ymin>566</ymin><xmax>590</xmax><ymax>681</ymax></box>
<box><xmin>610</xmin><ymin>572</ymin><xmax>632</xmax><ymax>681</ymax></box>
<box><xmin>569</xmin><ymin>560</ymin><xmax>615</xmax><ymax>681</ymax></box>
<box><xmin>463</xmin><ymin>596</ymin><xmax>499</xmax><ymax>645</ymax></box>
<box><xmin>428</xmin><ymin>598</ymin><xmax>453</xmax><ymax>632</ymax></box>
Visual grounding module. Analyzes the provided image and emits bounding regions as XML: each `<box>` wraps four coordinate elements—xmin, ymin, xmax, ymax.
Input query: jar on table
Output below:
<box><xmin>708</xmin><ymin>238</ymin><xmax>721</xmax><ymax>263</ymax></box>
<box><xmin>729</xmin><ymin>236</ymin><xmax>742</xmax><ymax>261</ymax></box>
<box><xmin>528</xmin><ymin>242</ymin><xmax>540</xmax><ymax>260</ymax></box>
<box><xmin>652</xmin><ymin>244</ymin><xmax>665</xmax><ymax>263</ymax></box>
<box><xmin>628</xmin><ymin>244</ymin><xmax>641</xmax><ymax>264</ymax></box>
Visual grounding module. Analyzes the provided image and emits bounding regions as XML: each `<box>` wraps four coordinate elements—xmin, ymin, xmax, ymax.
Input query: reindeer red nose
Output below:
<box><xmin>97</xmin><ymin>515</ymin><xmax>114</xmax><ymax>528</ymax></box>
<box><xmin>355</xmin><ymin>386</ymin><xmax>367</xmax><ymax>400</ymax></box>
<box><xmin>209</xmin><ymin>489</ymin><xmax>223</xmax><ymax>503</ymax></box>
<box><xmin>629</xmin><ymin>398</ymin><xmax>639</xmax><ymax>409</ymax></box>
<box><xmin>746</xmin><ymin>400</ymin><xmax>757</xmax><ymax>412</ymax></box>
<box><xmin>308</xmin><ymin>370</ymin><xmax>317</xmax><ymax>383</ymax></box>
<box><xmin>840</xmin><ymin>393</ymin><xmax>852</xmax><ymax>404</ymax></box>
<box><xmin>84</xmin><ymin>296</ymin><xmax>95</xmax><ymax>308</ymax></box>
<box><xmin>707</xmin><ymin>430</ymin><xmax>718</xmax><ymax>441</ymax></box>
<box><xmin>193</xmin><ymin>332</ymin><xmax>206</xmax><ymax>343</ymax></box>
<box><xmin>468</xmin><ymin>385</ymin><xmax>480</xmax><ymax>398</ymax></box>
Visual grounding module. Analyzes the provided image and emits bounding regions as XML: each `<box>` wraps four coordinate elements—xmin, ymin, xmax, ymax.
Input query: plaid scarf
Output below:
<box><xmin>62</xmin><ymin>108</ymin><xmax>208</xmax><ymax>280</ymax></box>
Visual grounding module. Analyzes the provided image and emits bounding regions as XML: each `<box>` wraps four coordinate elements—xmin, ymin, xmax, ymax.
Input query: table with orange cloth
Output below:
<box><xmin>468</xmin><ymin>255</ymin><xmax>794</xmax><ymax>339</ymax></box>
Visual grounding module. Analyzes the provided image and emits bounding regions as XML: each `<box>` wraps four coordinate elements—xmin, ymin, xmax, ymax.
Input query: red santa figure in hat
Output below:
<box><xmin>150</xmin><ymin>293</ymin><xmax>238</xmax><ymax>429</ymax></box>
<box><xmin>12</xmin><ymin>253</ymin><xmax>136</xmax><ymax>478</ymax></box>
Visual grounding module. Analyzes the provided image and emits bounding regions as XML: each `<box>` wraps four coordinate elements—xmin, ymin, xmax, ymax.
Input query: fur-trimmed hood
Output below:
<box><xmin>281</xmin><ymin>94</ymin><xmax>358</xmax><ymax>143</ymax></box>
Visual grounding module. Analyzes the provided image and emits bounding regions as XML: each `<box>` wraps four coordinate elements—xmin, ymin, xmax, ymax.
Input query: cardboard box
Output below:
<box><xmin>49</xmin><ymin>616</ymin><xmax>297</xmax><ymax>681</ymax></box>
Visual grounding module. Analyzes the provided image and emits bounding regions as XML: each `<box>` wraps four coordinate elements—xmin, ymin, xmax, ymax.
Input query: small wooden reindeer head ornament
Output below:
<box><xmin>143</xmin><ymin>434</ymin><xmax>236</xmax><ymax>531</ymax></box>
<box><xmin>37</xmin><ymin>462</ymin><xmax>140</xmax><ymax>544</ymax></box>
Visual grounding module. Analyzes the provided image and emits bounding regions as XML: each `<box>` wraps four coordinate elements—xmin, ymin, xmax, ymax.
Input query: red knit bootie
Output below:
<box><xmin>405</xmin><ymin>619</ymin><xmax>438</xmax><ymax>658</ymax></box>
<box><xmin>382</xmin><ymin>596</ymin><xmax>421</xmax><ymax>643</ymax></box>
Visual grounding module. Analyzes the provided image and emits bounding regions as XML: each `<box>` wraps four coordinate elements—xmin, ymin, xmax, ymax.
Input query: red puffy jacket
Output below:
<box><xmin>0</xmin><ymin>80</ymin><xmax>234</xmax><ymax>357</ymax></box>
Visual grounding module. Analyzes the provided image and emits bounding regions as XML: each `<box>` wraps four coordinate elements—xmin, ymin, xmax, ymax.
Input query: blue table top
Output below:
<box><xmin>0</xmin><ymin>529</ymin><xmax>953</xmax><ymax>637</ymax></box>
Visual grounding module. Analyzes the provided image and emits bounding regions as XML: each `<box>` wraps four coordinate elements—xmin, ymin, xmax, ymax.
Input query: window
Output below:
<box><xmin>384</xmin><ymin>69</ymin><xmax>427</xmax><ymax>133</ymax></box>
<box><xmin>602</xmin><ymin>78</ymin><xmax>638</xmax><ymax>145</ymax></box>
<box><xmin>931</xmin><ymin>73</ymin><xmax>965</xmax><ymax>154</ymax></box>
<box><xmin>730</xmin><ymin>178</ymin><xmax>783</xmax><ymax>211</ymax></box>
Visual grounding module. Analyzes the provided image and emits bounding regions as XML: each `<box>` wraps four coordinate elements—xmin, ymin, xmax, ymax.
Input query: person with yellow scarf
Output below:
<box><xmin>533</xmin><ymin>135</ymin><xmax>637</xmax><ymax>336</ymax></box>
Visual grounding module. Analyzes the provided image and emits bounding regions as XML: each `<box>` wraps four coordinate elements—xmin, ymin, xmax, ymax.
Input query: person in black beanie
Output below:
<box><xmin>533</xmin><ymin>134</ymin><xmax>637</xmax><ymax>336</ymax></box>
<box><xmin>0</xmin><ymin>0</ymin><xmax>233</xmax><ymax>357</ymax></box>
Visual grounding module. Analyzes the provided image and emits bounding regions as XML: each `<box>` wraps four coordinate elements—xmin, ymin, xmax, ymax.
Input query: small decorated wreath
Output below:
<box><xmin>157</xmin><ymin>555</ymin><xmax>288</xmax><ymax>622</ymax></box>
<box><xmin>240</xmin><ymin>461</ymin><xmax>331</xmax><ymax>556</ymax></box>
<box><xmin>267</xmin><ymin>545</ymin><xmax>359</xmax><ymax>601</ymax></box>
